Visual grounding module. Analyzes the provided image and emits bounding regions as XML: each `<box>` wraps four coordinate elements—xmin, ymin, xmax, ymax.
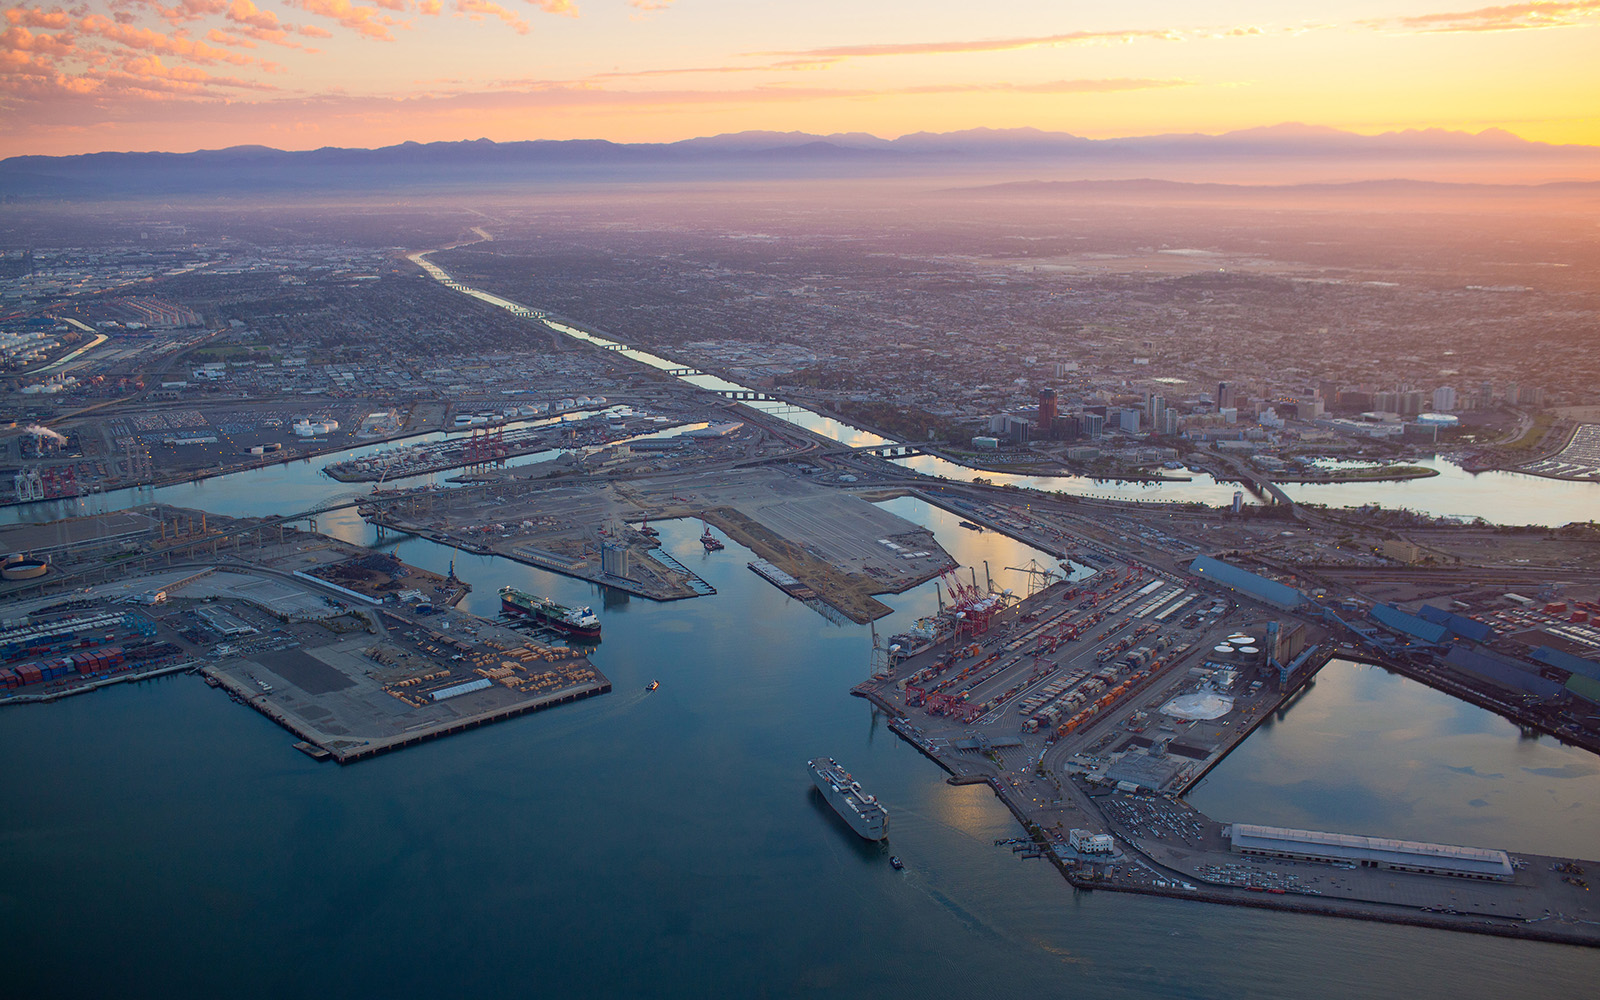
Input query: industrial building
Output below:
<box><xmin>1069</xmin><ymin>829</ymin><xmax>1115</xmax><ymax>855</ymax></box>
<box><xmin>1369</xmin><ymin>603</ymin><xmax>1450</xmax><ymax>645</ymax></box>
<box><xmin>1229</xmin><ymin>824</ymin><xmax>1513</xmax><ymax>881</ymax></box>
<box><xmin>1187</xmin><ymin>556</ymin><xmax>1306</xmax><ymax>610</ymax></box>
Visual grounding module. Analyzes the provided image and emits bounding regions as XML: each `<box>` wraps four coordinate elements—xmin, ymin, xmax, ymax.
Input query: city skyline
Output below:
<box><xmin>2</xmin><ymin>1</ymin><xmax>1597</xmax><ymax>158</ymax></box>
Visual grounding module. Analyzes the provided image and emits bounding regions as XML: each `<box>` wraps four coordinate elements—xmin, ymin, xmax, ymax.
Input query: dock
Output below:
<box><xmin>858</xmin><ymin>550</ymin><xmax>1600</xmax><ymax>947</ymax></box>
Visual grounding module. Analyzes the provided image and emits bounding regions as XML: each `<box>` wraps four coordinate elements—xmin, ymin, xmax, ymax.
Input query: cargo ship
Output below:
<box><xmin>808</xmin><ymin>757</ymin><xmax>888</xmax><ymax>840</ymax></box>
<box><xmin>498</xmin><ymin>586</ymin><xmax>601</xmax><ymax>639</ymax></box>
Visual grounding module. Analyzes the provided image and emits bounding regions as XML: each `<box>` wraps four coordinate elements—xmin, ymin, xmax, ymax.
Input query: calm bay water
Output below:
<box><xmin>1188</xmin><ymin>660</ymin><xmax>1600</xmax><ymax>859</ymax></box>
<box><xmin>5</xmin><ymin>488</ymin><xmax>1600</xmax><ymax>995</ymax></box>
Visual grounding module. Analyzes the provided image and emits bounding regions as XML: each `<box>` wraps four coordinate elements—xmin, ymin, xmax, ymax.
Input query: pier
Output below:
<box><xmin>856</xmin><ymin>552</ymin><xmax>1600</xmax><ymax>947</ymax></box>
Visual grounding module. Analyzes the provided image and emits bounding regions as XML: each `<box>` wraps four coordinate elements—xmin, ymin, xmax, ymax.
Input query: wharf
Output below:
<box><xmin>858</xmin><ymin>561</ymin><xmax>1600</xmax><ymax>947</ymax></box>
<box><xmin>201</xmin><ymin>596</ymin><xmax>611</xmax><ymax>764</ymax></box>
<box><xmin>1</xmin><ymin>660</ymin><xmax>196</xmax><ymax>705</ymax></box>
<box><xmin>210</xmin><ymin>664</ymin><xmax>610</xmax><ymax>763</ymax></box>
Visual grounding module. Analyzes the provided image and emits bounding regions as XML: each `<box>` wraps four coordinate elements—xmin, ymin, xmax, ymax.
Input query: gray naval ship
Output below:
<box><xmin>808</xmin><ymin>757</ymin><xmax>889</xmax><ymax>840</ymax></box>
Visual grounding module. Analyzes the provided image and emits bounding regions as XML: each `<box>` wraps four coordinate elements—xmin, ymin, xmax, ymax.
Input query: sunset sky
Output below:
<box><xmin>2</xmin><ymin>1</ymin><xmax>1597</xmax><ymax>156</ymax></box>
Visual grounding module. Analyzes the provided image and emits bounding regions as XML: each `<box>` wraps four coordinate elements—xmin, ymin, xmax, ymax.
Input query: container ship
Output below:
<box><xmin>808</xmin><ymin>757</ymin><xmax>888</xmax><ymax>840</ymax></box>
<box><xmin>499</xmin><ymin>586</ymin><xmax>601</xmax><ymax>639</ymax></box>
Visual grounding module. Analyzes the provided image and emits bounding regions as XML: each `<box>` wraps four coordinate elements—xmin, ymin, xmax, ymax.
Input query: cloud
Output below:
<box><xmin>527</xmin><ymin>0</ymin><xmax>577</xmax><ymax>15</ymax></box>
<box><xmin>152</xmin><ymin>1</ymin><xmax>232</xmax><ymax>25</ymax></box>
<box><xmin>5</xmin><ymin>7</ymin><xmax>75</xmax><ymax>29</ymax></box>
<box><xmin>757</xmin><ymin>28</ymin><xmax>1182</xmax><ymax>63</ymax></box>
<box><xmin>225</xmin><ymin>0</ymin><xmax>281</xmax><ymax>31</ymax></box>
<box><xmin>115</xmin><ymin>51</ymin><xmax>277</xmax><ymax>90</ymax></box>
<box><xmin>78</xmin><ymin>14</ymin><xmax>258</xmax><ymax>65</ymax></box>
<box><xmin>628</xmin><ymin>0</ymin><xmax>673</xmax><ymax>9</ymax></box>
<box><xmin>455</xmin><ymin>0</ymin><xmax>528</xmax><ymax>34</ymax></box>
<box><xmin>0</xmin><ymin>25</ymin><xmax>77</xmax><ymax>57</ymax></box>
<box><xmin>286</xmin><ymin>0</ymin><xmax>404</xmax><ymax>40</ymax></box>
<box><xmin>1382</xmin><ymin>2</ymin><xmax>1600</xmax><ymax>32</ymax></box>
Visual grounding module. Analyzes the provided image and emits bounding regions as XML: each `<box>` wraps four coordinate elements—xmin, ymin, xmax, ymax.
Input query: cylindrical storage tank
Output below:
<box><xmin>2</xmin><ymin>555</ymin><xmax>49</xmax><ymax>580</ymax></box>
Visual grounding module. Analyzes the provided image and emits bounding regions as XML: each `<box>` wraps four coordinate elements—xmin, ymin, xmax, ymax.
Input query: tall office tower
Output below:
<box><xmin>1037</xmin><ymin>388</ymin><xmax>1058</xmax><ymax>438</ymax></box>
<box><xmin>1217</xmin><ymin>381</ymin><xmax>1235</xmax><ymax>409</ymax></box>
<box><xmin>1148</xmin><ymin>394</ymin><xmax>1166</xmax><ymax>425</ymax></box>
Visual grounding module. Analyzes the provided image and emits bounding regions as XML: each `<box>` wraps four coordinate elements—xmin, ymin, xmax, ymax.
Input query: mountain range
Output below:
<box><xmin>4</xmin><ymin>124</ymin><xmax>1597</xmax><ymax>199</ymax></box>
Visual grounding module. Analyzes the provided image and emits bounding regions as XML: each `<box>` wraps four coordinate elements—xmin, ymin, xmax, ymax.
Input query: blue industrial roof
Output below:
<box><xmin>1443</xmin><ymin>646</ymin><xmax>1565</xmax><ymax>698</ymax></box>
<box><xmin>1189</xmin><ymin>556</ymin><xmax>1305</xmax><ymax>609</ymax></box>
<box><xmin>1531</xmin><ymin>646</ymin><xmax>1600</xmax><ymax>682</ymax></box>
<box><xmin>1370</xmin><ymin>604</ymin><xmax>1449</xmax><ymax>644</ymax></box>
<box><xmin>1417</xmin><ymin>604</ymin><xmax>1496</xmax><ymax>643</ymax></box>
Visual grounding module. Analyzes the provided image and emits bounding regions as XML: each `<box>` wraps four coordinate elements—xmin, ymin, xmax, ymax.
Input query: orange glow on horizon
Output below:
<box><xmin>0</xmin><ymin>1</ymin><xmax>1596</xmax><ymax>171</ymax></box>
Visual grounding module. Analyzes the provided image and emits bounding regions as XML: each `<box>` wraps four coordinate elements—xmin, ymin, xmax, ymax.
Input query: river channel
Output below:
<box><xmin>424</xmin><ymin>254</ymin><xmax>1600</xmax><ymax>526</ymax></box>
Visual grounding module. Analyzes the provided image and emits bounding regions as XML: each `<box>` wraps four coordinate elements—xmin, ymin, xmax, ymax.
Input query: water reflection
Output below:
<box><xmin>1187</xmin><ymin>660</ymin><xmax>1600</xmax><ymax>858</ymax></box>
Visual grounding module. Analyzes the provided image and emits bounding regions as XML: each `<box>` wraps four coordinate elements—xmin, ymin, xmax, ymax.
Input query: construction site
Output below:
<box><xmin>360</xmin><ymin>467</ymin><xmax>955</xmax><ymax>622</ymax></box>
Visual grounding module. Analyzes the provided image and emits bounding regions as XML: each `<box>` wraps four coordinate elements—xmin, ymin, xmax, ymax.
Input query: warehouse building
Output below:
<box><xmin>1229</xmin><ymin>823</ymin><xmax>1512</xmax><ymax>881</ymax></box>
<box><xmin>1187</xmin><ymin>556</ymin><xmax>1306</xmax><ymax>610</ymax></box>
<box><xmin>1369</xmin><ymin>603</ymin><xmax>1450</xmax><ymax>644</ymax></box>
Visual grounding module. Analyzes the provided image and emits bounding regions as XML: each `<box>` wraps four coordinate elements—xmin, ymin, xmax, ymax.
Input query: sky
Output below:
<box><xmin>1</xmin><ymin>1</ymin><xmax>1597</xmax><ymax>157</ymax></box>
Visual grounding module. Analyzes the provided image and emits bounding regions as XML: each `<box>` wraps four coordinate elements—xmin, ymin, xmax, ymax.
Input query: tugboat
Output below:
<box><xmin>701</xmin><ymin>522</ymin><xmax>724</xmax><ymax>551</ymax></box>
<box><xmin>890</xmin><ymin>856</ymin><xmax>904</xmax><ymax>871</ymax></box>
<box><xmin>646</xmin><ymin>680</ymin><xmax>659</xmax><ymax>691</ymax></box>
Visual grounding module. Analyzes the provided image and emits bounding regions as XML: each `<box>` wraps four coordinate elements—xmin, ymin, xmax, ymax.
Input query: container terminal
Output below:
<box><xmin>854</xmin><ymin>529</ymin><xmax>1600</xmax><ymax>947</ymax></box>
<box><xmin>1</xmin><ymin>511</ymin><xmax>609</xmax><ymax>761</ymax></box>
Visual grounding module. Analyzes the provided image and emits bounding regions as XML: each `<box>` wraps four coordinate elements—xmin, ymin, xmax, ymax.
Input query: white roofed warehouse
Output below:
<box><xmin>1228</xmin><ymin>824</ymin><xmax>1513</xmax><ymax>881</ymax></box>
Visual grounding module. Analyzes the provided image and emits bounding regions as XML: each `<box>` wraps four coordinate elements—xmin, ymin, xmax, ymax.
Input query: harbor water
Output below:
<box><xmin>3</xmin><ymin>493</ymin><xmax>1599</xmax><ymax>996</ymax></box>
<box><xmin>3</xmin><ymin>277</ymin><xmax>1599</xmax><ymax>991</ymax></box>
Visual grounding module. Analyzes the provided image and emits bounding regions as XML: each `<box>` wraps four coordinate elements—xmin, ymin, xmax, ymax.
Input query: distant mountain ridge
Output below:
<box><xmin>4</xmin><ymin>124</ymin><xmax>1597</xmax><ymax>199</ymax></box>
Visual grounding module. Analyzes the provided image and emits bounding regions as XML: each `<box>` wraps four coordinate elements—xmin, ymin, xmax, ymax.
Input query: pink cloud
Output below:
<box><xmin>5</xmin><ymin>7</ymin><xmax>74</xmax><ymax>29</ymax></box>
<box><xmin>79</xmin><ymin>14</ymin><xmax>257</xmax><ymax>65</ymax></box>
<box><xmin>287</xmin><ymin>0</ymin><xmax>402</xmax><ymax>40</ymax></box>
<box><xmin>0</xmin><ymin>24</ymin><xmax>77</xmax><ymax>56</ymax></box>
<box><xmin>526</xmin><ymin>0</ymin><xmax>576</xmax><ymax>17</ymax></box>
<box><xmin>1389</xmin><ymin>2</ymin><xmax>1600</xmax><ymax>32</ymax></box>
<box><xmin>226</xmin><ymin>0</ymin><xmax>280</xmax><ymax>31</ymax></box>
<box><xmin>205</xmin><ymin>26</ymin><xmax>254</xmax><ymax>46</ymax></box>
<box><xmin>758</xmin><ymin>28</ymin><xmax>1181</xmax><ymax>62</ymax></box>
<box><xmin>456</xmin><ymin>0</ymin><xmax>528</xmax><ymax>33</ymax></box>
